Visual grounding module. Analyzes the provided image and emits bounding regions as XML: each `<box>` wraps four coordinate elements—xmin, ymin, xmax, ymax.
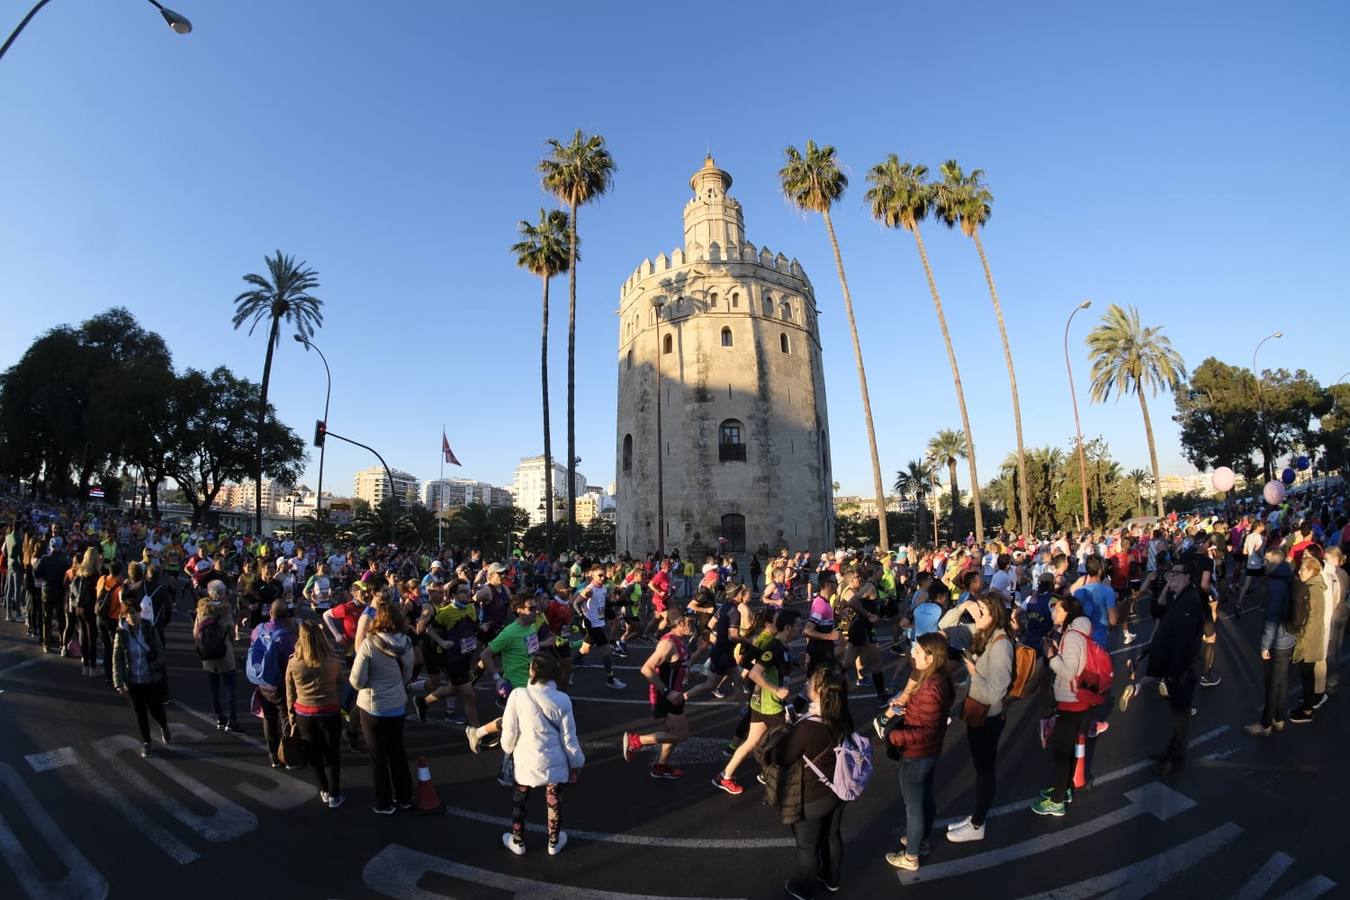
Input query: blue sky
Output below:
<box><xmin>2</xmin><ymin>1</ymin><xmax>1346</xmax><ymax>497</ymax></box>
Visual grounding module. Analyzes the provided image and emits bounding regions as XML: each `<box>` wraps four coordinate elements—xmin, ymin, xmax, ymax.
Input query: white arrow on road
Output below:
<box><xmin>363</xmin><ymin>843</ymin><xmax>746</xmax><ymax>900</ymax></box>
<box><xmin>0</xmin><ymin>762</ymin><xmax>107</xmax><ymax>900</ymax></box>
<box><xmin>92</xmin><ymin>734</ymin><xmax>256</xmax><ymax>842</ymax></box>
<box><xmin>897</xmin><ymin>782</ymin><xmax>1198</xmax><ymax>885</ymax></box>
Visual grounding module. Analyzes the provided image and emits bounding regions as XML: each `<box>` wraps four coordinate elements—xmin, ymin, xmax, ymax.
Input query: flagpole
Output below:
<box><xmin>438</xmin><ymin>425</ymin><xmax>445</xmax><ymax>551</ymax></box>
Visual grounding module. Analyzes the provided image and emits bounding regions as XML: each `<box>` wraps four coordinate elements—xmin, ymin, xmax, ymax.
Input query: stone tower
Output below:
<box><xmin>615</xmin><ymin>157</ymin><xmax>834</xmax><ymax>558</ymax></box>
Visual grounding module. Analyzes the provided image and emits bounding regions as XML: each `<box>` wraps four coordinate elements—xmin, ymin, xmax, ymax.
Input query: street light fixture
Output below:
<box><xmin>650</xmin><ymin>295</ymin><xmax>666</xmax><ymax>555</ymax></box>
<box><xmin>1252</xmin><ymin>331</ymin><xmax>1283</xmax><ymax>482</ymax></box>
<box><xmin>2</xmin><ymin>0</ymin><xmax>192</xmax><ymax>64</ymax></box>
<box><xmin>1064</xmin><ymin>299</ymin><xmax>1092</xmax><ymax>531</ymax></box>
<box><xmin>294</xmin><ymin>335</ymin><xmax>332</xmax><ymax>524</ymax></box>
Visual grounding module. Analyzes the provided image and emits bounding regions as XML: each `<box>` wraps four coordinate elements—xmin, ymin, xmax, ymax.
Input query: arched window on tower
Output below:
<box><xmin>762</xmin><ymin>294</ymin><xmax>774</xmax><ymax>316</ymax></box>
<box><xmin>708</xmin><ymin>292</ymin><xmax>718</xmax><ymax>309</ymax></box>
<box><xmin>780</xmin><ymin>333</ymin><xmax>790</xmax><ymax>354</ymax></box>
<box><xmin>780</xmin><ymin>301</ymin><xmax>793</xmax><ymax>321</ymax></box>
<box><xmin>720</xmin><ymin>327</ymin><xmax>733</xmax><ymax>348</ymax></box>
<box><xmin>622</xmin><ymin>434</ymin><xmax>633</xmax><ymax>474</ymax></box>
<box><xmin>663</xmin><ymin>334</ymin><xmax>673</xmax><ymax>354</ymax></box>
<box><xmin>731</xmin><ymin>291</ymin><xmax>740</xmax><ymax>308</ymax></box>
<box><xmin>627</xmin><ymin>348</ymin><xmax>634</xmax><ymax>369</ymax></box>
<box><xmin>719</xmin><ymin>419</ymin><xmax>746</xmax><ymax>462</ymax></box>
<box><xmin>720</xmin><ymin>513</ymin><xmax>746</xmax><ymax>553</ymax></box>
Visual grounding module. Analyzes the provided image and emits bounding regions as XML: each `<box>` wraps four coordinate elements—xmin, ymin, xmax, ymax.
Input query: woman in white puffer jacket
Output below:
<box><xmin>499</xmin><ymin>652</ymin><xmax>585</xmax><ymax>857</ymax></box>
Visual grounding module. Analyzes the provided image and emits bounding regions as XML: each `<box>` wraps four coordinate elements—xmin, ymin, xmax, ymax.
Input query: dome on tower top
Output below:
<box><xmin>690</xmin><ymin>155</ymin><xmax>732</xmax><ymax>193</ymax></box>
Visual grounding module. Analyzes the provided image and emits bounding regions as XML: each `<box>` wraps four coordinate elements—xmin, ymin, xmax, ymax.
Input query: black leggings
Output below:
<box><xmin>967</xmin><ymin>714</ymin><xmax>1005</xmax><ymax>827</ymax></box>
<box><xmin>1050</xmin><ymin>709</ymin><xmax>1085</xmax><ymax>802</ymax></box>
<box><xmin>98</xmin><ymin>618</ymin><xmax>116</xmax><ymax>681</ymax></box>
<box><xmin>77</xmin><ymin>607</ymin><xmax>97</xmax><ymax>668</ymax></box>
<box><xmin>296</xmin><ymin>713</ymin><xmax>342</xmax><ymax>796</ymax></box>
<box><xmin>126</xmin><ymin>681</ymin><xmax>168</xmax><ymax>744</ymax></box>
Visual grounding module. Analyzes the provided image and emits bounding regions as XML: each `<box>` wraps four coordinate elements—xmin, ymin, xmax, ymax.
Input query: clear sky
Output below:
<box><xmin>2</xmin><ymin>0</ymin><xmax>1346</xmax><ymax>498</ymax></box>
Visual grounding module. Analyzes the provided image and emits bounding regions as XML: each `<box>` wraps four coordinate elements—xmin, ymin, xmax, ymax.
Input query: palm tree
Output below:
<box><xmin>780</xmin><ymin>140</ymin><xmax>890</xmax><ymax>551</ymax></box>
<box><xmin>512</xmin><ymin>209</ymin><xmax>573</xmax><ymax>555</ymax></box>
<box><xmin>539</xmin><ymin>131</ymin><xmax>616</xmax><ymax>550</ymax></box>
<box><xmin>1127</xmin><ymin>468</ymin><xmax>1150</xmax><ymax>516</ymax></box>
<box><xmin>894</xmin><ymin>458</ymin><xmax>935</xmax><ymax>547</ymax></box>
<box><xmin>927</xmin><ymin>429</ymin><xmax>967</xmax><ymax>542</ymax></box>
<box><xmin>934</xmin><ymin>160</ymin><xmax>1027</xmax><ymax>539</ymax></box>
<box><xmin>866</xmin><ymin>155</ymin><xmax>983</xmax><ymax>542</ymax></box>
<box><xmin>232</xmin><ymin>250</ymin><xmax>322</xmax><ymax>535</ymax></box>
<box><xmin>1085</xmin><ymin>304</ymin><xmax>1186</xmax><ymax>517</ymax></box>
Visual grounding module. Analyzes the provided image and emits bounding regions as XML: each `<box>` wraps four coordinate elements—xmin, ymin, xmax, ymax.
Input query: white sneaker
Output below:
<box><xmin>502</xmin><ymin>833</ymin><xmax>525</xmax><ymax>856</ymax></box>
<box><xmin>327</xmin><ymin>793</ymin><xmax>345</xmax><ymax>809</ymax></box>
<box><xmin>946</xmin><ymin>815</ymin><xmax>972</xmax><ymax>832</ymax></box>
<box><xmin>548</xmin><ymin>831</ymin><xmax>568</xmax><ymax>856</ymax></box>
<box><xmin>466</xmin><ymin>725</ymin><xmax>483</xmax><ymax>754</ymax></box>
<box><xmin>606</xmin><ymin>677</ymin><xmax>626</xmax><ymax>690</ymax></box>
<box><xmin>1122</xmin><ymin>630</ymin><xmax>1137</xmax><ymax>646</ymax></box>
<box><xmin>319</xmin><ymin>790</ymin><xmax>330</xmax><ymax>805</ymax></box>
<box><xmin>1158</xmin><ymin>680</ymin><xmax>1169</xmax><ymax>698</ymax></box>
<box><xmin>946</xmin><ymin>821</ymin><xmax>985</xmax><ymax>843</ymax></box>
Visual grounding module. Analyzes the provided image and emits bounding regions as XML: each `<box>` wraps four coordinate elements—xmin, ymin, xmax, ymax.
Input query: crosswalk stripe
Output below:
<box><xmin>1231</xmin><ymin>852</ymin><xmax>1295</xmax><ymax>900</ymax></box>
<box><xmin>0</xmin><ymin>761</ymin><xmax>109</xmax><ymax>900</ymax></box>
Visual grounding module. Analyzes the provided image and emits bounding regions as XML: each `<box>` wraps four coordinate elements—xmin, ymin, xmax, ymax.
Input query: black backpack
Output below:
<box><xmin>195</xmin><ymin>617</ymin><xmax>228</xmax><ymax>661</ymax></box>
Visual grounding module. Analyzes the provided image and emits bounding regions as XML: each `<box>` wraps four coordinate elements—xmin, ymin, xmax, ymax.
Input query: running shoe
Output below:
<box><xmin>946</xmin><ymin>816</ymin><xmax>972</xmax><ymax>832</ymax></box>
<box><xmin>816</xmin><ymin>876</ymin><xmax>840</xmax><ymax>893</ymax></box>
<box><xmin>466</xmin><ymin>725</ymin><xmax>483</xmax><ymax>754</ymax></box>
<box><xmin>885</xmin><ymin>852</ymin><xmax>920</xmax><ymax>871</ymax></box>
<box><xmin>1117</xmin><ymin>683</ymin><xmax>1137</xmax><ymax>712</ymax></box>
<box><xmin>320</xmin><ymin>790</ymin><xmax>330</xmax><ymax>805</ymax></box>
<box><xmin>548</xmin><ymin>832</ymin><xmax>568</xmax><ymax>856</ymax></box>
<box><xmin>755</xmin><ymin>773</ymin><xmax>766</xmax><ymax>785</ymax></box>
<box><xmin>502</xmin><ymin>833</ymin><xmax>525</xmax><ymax>855</ymax></box>
<box><xmin>946</xmin><ymin>821</ymin><xmax>985</xmax><ymax>843</ymax></box>
<box><xmin>712</xmin><ymin>773</ymin><xmax>743</xmax><ymax>795</ymax></box>
<box><xmin>1037</xmin><ymin>787</ymin><xmax>1074</xmax><ymax>804</ymax></box>
<box><xmin>650</xmin><ymin>764</ymin><xmax>684</xmax><ymax>779</ymax></box>
<box><xmin>141</xmin><ymin>743</ymin><xmax>152</xmax><ymax>758</ymax></box>
<box><xmin>327</xmin><ymin>793</ymin><xmax>345</xmax><ymax>809</ymax></box>
<box><xmin>1272</xmin><ymin>720</ymin><xmax>1285</xmax><ymax>731</ymax></box>
<box><xmin>1243</xmin><ymin>723</ymin><xmax>1272</xmax><ymax>736</ymax></box>
<box><xmin>1158</xmin><ymin>680</ymin><xmax>1169</xmax><ymax>698</ymax></box>
<box><xmin>413</xmin><ymin>695</ymin><xmax>429</xmax><ymax>723</ymax></box>
<box><xmin>1313</xmin><ymin>694</ymin><xmax>1328</xmax><ymax>710</ymax></box>
<box><xmin>1122</xmin><ymin>629</ymin><xmax>1137</xmax><ymax>646</ymax></box>
<box><xmin>1031</xmin><ymin>797</ymin><xmax>1066</xmax><ymax>817</ymax></box>
<box><xmin>606</xmin><ymin>676</ymin><xmax>627</xmax><ymax>690</ymax></box>
<box><xmin>1089</xmin><ymin>721</ymin><xmax>1110</xmax><ymax>738</ymax></box>
<box><xmin>1199</xmin><ymin>671</ymin><xmax>1221</xmax><ymax>688</ymax></box>
<box><xmin>373</xmin><ymin>806</ymin><xmax>396</xmax><ymax>816</ymax></box>
<box><xmin>712</xmin><ymin>688</ymin><xmax>729</xmax><ymax>700</ymax></box>
<box><xmin>612</xmin><ymin>647</ymin><xmax>628</xmax><ymax>659</ymax></box>
<box><xmin>622</xmin><ymin>731</ymin><xmax>641</xmax><ymax>762</ymax></box>
<box><xmin>1289</xmin><ymin>708</ymin><xmax>1314</xmax><ymax>724</ymax></box>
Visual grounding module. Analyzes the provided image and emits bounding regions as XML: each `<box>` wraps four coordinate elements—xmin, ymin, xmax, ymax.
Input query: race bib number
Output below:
<box><xmin>459</xmin><ymin>637</ymin><xmax>477</xmax><ymax>655</ymax></box>
<box><xmin>525</xmin><ymin>633</ymin><xmax>539</xmax><ymax>655</ymax></box>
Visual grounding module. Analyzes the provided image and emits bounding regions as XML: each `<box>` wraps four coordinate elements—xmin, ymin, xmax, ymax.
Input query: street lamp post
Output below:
<box><xmin>2</xmin><ymin>0</ymin><xmax>191</xmax><ymax>63</ymax></box>
<box><xmin>1064</xmin><ymin>299</ymin><xmax>1093</xmax><ymax>531</ymax></box>
<box><xmin>650</xmin><ymin>295</ymin><xmax>666</xmax><ymax>556</ymax></box>
<box><xmin>294</xmin><ymin>335</ymin><xmax>332</xmax><ymax>524</ymax></box>
<box><xmin>1252</xmin><ymin>331</ymin><xmax>1283</xmax><ymax>483</ymax></box>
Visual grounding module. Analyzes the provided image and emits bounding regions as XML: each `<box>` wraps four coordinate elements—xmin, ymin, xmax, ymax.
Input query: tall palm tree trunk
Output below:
<box><xmin>821</xmin><ymin>209</ymin><xmax>889</xmax><ymax>552</ymax></box>
<box><xmin>972</xmin><ymin>231</ymin><xmax>1028</xmax><ymax>539</ymax></box>
<box><xmin>256</xmin><ymin>317</ymin><xmax>280</xmax><ymax>535</ymax></box>
<box><xmin>912</xmin><ymin>227</ymin><xmax>983</xmax><ymax>542</ymax></box>
<box><xmin>540</xmin><ymin>274</ymin><xmax>555</xmax><ymax>555</ymax></box>
<box><xmin>1139</xmin><ymin>390</ymin><xmax>1165</xmax><ymax>517</ymax></box>
<box><xmin>565</xmin><ymin>205</ymin><xmax>578</xmax><ymax>551</ymax></box>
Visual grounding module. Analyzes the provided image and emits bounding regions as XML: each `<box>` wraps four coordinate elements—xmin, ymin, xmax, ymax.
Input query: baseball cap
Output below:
<box><xmin>430</xmin><ymin>560</ymin><xmax>443</xmax><ymax>569</ymax></box>
<box><xmin>488</xmin><ymin>562</ymin><xmax>508</xmax><ymax>574</ymax></box>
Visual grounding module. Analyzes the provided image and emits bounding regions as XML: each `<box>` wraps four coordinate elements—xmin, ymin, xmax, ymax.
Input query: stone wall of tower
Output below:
<box><xmin>614</xmin><ymin>159</ymin><xmax>835</xmax><ymax>557</ymax></box>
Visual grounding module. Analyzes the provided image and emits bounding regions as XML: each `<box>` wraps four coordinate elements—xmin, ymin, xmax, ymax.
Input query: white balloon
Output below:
<box><xmin>1263</xmin><ymin>480</ymin><xmax>1286</xmax><ymax>505</ymax></box>
<box><xmin>1211</xmin><ymin>467</ymin><xmax>1236</xmax><ymax>493</ymax></box>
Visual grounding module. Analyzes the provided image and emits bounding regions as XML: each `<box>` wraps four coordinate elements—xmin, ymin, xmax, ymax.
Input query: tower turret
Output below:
<box><xmin>683</xmin><ymin>155</ymin><xmax>745</xmax><ymax>252</ymax></box>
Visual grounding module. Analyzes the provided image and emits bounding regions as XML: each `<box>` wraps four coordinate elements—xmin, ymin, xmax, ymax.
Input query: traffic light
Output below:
<box><xmin>314</xmin><ymin>419</ymin><xmax>326</xmax><ymax>448</ymax></box>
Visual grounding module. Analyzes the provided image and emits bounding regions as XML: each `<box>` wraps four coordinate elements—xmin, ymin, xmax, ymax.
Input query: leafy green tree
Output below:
<box><xmin>933</xmin><ymin>161</ymin><xmax>1028</xmax><ymax>539</ymax></box>
<box><xmin>232</xmin><ymin>251</ymin><xmax>323</xmax><ymax>534</ymax></box>
<box><xmin>1085</xmin><ymin>304</ymin><xmax>1186</xmax><ymax>518</ymax></box>
<box><xmin>1257</xmin><ymin>368</ymin><xmax>1331</xmax><ymax>480</ymax></box>
<box><xmin>540</xmin><ymin>131</ymin><xmax>615</xmax><ymax>549</ymax></box>
<box><xmin>927</xmin><ymin>429</ymin><xmax>968</xmax><ymax>541</ymax></box>
<box><xmin>1173</xmin><ymin>357</ymin><xmax>1262</xmax><ymax>476</ymax></box>
<box><xmin>1127</xmin><ymin>468</ymin><xmax>1150</xmax><ymax>515</ymax></box>
<box><xmin>780</xmin><ymin>140</ymin><xmax>889</xmax><ymax>551</ymax></box>
<box><xmin>512</xmin><ymin>208</ymin><xmax>573</xmax><ymax>554</ymax></box>
<box><xmin>866</xmin><ymin>155</ymin><xmax>983</xmax><ymax>541</ymax></box>
<box><xmin>894</xmin><ymin>459</ymin><xmax>935</xmax><ymax>548</ymax></box>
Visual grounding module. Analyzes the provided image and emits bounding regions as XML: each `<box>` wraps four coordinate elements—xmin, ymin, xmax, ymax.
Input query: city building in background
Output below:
<box><xmin>513</xmin><ymin>455</ymin><xmax>590</xmax><ymax>526</ymax></box>
<box><xmin>353</xmin><ymin>466</ymin><xmax>419</xmax><ymax>507</ymax></box>
<box><xmin>218</xmin><ymin>479</ymin><xmax>294</xmax><ymax>516</ymax></box>
<box><xmin>615</xmin><ymin>157</ymin><xmax>834</xmax><ymax>557</ymax></box>
<box><xmin>422</xmin><ymin>477</ymin><xmax>513</xmax><ymax>512</ymax></box>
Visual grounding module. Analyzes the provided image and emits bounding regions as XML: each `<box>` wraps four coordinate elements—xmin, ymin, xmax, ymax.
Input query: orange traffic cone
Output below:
<box><xmin>414</xmin><ymin>756</ymin><xmax>445</xmax><ymax>814</ymax></box>
<box><xmin>1071</xmin><ymin>733</ymin><xmax>1088</xmax><ymax>789</ymax></box>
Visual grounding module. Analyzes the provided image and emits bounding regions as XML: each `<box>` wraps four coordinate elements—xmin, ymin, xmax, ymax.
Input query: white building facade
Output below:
<box><xmin>512</xmin><ymin>456</ymin><xmax>589</xmax><ymax>526</ymax></box>
<box><xmin>353</xmin><ymin>466</ymin><xmax>420</xmax><ymax>507</ymax></box>
<box><xmin>615</xmin><ymin>157</ymin><xmax>834</xmax><ymax>556</ymax></box>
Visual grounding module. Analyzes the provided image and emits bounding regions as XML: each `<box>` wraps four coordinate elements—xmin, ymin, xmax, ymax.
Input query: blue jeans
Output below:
<box><xmin>898</xmin><ymin>755</ymin><xmax>938</xmax><ymax>853</ymax></box>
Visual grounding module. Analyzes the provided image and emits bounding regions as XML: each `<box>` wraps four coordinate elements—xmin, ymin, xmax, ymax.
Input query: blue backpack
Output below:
<box><xmin>245</xmin><ymin>624</ymin><xmax>290</xmax><ymax>688</ymax></box>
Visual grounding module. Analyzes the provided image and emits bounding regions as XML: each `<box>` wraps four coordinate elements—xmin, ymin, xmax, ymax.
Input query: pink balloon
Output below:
<box><xmin>1211</xmin><ymin>467</ymin><xmax>1236</xmax><ymax>493</ymax></box>
<box><xmin>1263</xmin><ymin>480</ymin><xmax>1286</xmax><ymax>505</ymax></box>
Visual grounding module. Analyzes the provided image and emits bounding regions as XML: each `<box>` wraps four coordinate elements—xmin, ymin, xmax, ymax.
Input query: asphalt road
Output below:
<box><xmin>0</xmin><ymin>599</ymin><xmax>1346</xmax><ymax>900</ymax></box>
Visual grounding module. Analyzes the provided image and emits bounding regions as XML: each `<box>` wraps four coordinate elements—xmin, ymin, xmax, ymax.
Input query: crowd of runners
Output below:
<box><xmin>1</xmin><ymin>485</ymin><xmax>1346</xmax><ymax>898</ymax></box>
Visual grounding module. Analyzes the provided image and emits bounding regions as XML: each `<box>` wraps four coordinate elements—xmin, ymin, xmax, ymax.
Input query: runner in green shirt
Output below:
<box><xmin>466</xmin><ymin>594</ymin><xmax>544</xmax><ymax>754</ymax></box>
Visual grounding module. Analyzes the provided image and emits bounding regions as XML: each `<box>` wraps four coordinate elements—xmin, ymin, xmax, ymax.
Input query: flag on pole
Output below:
<box><xmin>442</xmin><ymin>431</ymin><xmax>461</xmax><ymax>466</ymax></box>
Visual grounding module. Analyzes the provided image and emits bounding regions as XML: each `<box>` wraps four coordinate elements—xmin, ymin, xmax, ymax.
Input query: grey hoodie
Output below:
<box><xmin>350</xmin><ymin>631</ymin><xmax>414</xmax><ymax>716</ymax></box>
<box><xmin>1048</xmin><ymin>616</ymin><xmax>1094</xmax><ymax>706</ymax></box>
<box><xmin>938</xmin><ymin>606</ymin><xmax>1016</xmax><ymax>717</ymax></box>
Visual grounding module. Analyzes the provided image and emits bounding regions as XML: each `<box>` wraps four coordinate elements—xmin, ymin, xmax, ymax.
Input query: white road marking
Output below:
<box><xmin>1273</xmin><ymin>877</ymin><xmax>1339</xmax><ymax>900</ymax></box>
<box><xmin>899</xmin><ymin>782</ymin><xmax>1198</xmax><ymax>884</ymax></box>
<box><xmin>172</xmin><ymin>725</ymin><xmax>315</xmax><ymax>809</ymax></box>
<box><xmin>1014</xmin><ymin>822</ymin><xmax>1240</xmax><ymax>899</ymax></box>
<box><xmin>440</xmin><ymin>804</ymin><xmax>797</xmax><ymax>849</ymax></box>
<box><xmin>0</xmin><ymin>761</ymin><xmax>109</xmax><ymax>900</ymax></box>
<box><xmin>91</xmin><ymin>734</ymin><xmax>257</xmax><ymax>842</ymax></box>
<box><xmin>934</xmin><ymin>725</ymin><xmax>1229</xmax><ymax>829</ymax></box>
<box><xmin>24</xmin><ymin>748</ymin><xmax>79</xmax><ymax>773</ymax></box>
<box><xmin>1232</xmin><ymin>852</ymin><xmax>1296</xmax><ymax>900</ymax></box>
<box><xmin>362</xmin><ymin>842</ymin><xmax>748</xmax><ymax>899</ymax></box>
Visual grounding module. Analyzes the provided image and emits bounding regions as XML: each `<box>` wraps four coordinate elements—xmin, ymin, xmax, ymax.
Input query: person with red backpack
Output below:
<box><xmin>1032</xmin><ymin>595</ymin><xmax>1106</xmax><ymax>816</ymax></box>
